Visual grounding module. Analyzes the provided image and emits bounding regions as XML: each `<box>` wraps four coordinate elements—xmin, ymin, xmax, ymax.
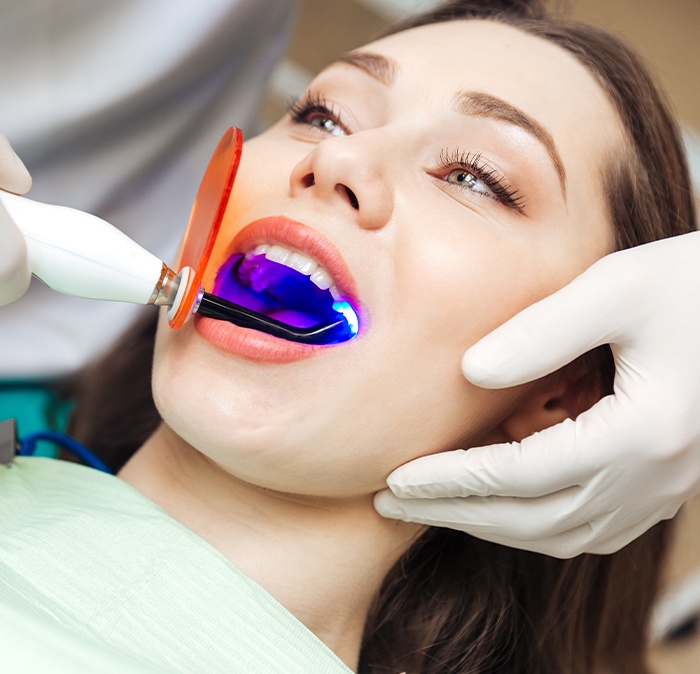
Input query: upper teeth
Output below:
<box><xmin>247</xmin><ymin>244</ymin><xmax>341</xmax><ymax>300</ymax></box>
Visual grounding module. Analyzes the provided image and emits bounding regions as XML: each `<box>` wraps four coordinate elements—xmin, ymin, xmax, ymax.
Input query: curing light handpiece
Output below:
<box><xmin>0</xmin><ymin>192</ymin><xmax>358</xmax><ymax>346</ymax></box>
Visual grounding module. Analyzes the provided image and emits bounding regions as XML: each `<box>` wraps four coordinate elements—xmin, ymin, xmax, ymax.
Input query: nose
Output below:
<box><xmin>289</xmin><ymin>135</ymin><xmax>393</xmax><ymax>230</ymax></box>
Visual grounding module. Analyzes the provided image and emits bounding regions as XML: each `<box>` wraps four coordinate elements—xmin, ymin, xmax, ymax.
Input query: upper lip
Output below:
<box><xmin>223</xmin><ymin>216</ymin><xmax>360</xmax><ymax>306</ymax></box>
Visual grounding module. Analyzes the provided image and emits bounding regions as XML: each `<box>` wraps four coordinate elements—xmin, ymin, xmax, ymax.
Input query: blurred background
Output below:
<box><xmin>265</xmin><ymin>1</ymin><xmax>700</xmax><ymax>672</ymax></box>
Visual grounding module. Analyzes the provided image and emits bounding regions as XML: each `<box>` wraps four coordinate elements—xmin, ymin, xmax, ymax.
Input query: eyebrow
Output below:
<box><xmin>334</xmin><ymin>51</ymin><xmax>396</xmax><ymax>86</ymax></box>
<box><xmin>454</xmin><ymin>90</ymin><xmax>567</xmax><ymax>198</ymax></box>
<box><xmin>333</xmin><ymin>52</ymin><xmax>567</xmax><ymax>199</ymax></box>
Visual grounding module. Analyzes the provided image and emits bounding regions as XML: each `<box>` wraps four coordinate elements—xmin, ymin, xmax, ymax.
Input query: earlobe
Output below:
<box><xmin>501</xmin><ymin>369</ymin><xmax>603</xmax><ymax>443</ymax></box>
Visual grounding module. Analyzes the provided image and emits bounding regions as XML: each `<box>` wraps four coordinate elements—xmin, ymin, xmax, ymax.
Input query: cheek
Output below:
<box><xmin>400</xmin><ymin>204</ymin><xmax>609</xmax><ymax>358</ymax></box>
<box><xmin>151</xmin><ymin>317</ymin><xmax>210</xmax><ymax>438</ymax></box>
<box><xmin>201</xmin><ymin>136</ymin><xmax>301</xmax><ymax>285</ymax></box>
<box><xmin>231</xmin><ymin>135</ymin><xmax>299</xmax><ymax>208</ymax></box>
<box><xmin>394</xmin><ymin>232</ymin><xmax>537</xmax><ymax>355</ymax></box>
<box><xmin>150</xmin><ymin>317</ymin><xmax>261</xmax><ymax>446</ymax></box>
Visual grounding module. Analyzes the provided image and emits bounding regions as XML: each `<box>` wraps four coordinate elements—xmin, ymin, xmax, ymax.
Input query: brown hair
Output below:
<box><xmin>64</xmin><ymin>1</ymin><xmax>696</xmax><ymax>672</ymax></box>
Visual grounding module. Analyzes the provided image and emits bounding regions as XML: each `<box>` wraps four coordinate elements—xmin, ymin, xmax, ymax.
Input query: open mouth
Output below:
<box><xmin>211</xmin><ymin>244</ymin><xmax>359</xmax><ymax>345</ymax></box>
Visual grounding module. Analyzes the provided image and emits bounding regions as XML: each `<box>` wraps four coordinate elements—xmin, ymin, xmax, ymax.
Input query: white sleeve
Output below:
<box><xmin>0</xmin><ymin>0</ymin><xmax>296</xmax><ymax>377</ymax></box>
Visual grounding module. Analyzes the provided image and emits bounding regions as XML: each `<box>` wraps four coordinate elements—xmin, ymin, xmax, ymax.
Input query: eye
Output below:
<box><xmin>288</xmin><ymin>92</ymin><xmax>348</xmax><ymax>137</ymax></box>
<box><xmin>445</xmin><ymin>169</ymin><xmax>494</xmax><ymax>198</ymax></box>
<box><xmin>307</xmin><ymin>114</ymin><xmax>345</xmax><ymax>137</ymax></box>
<box><xmin>436</xmin><ymin>148</ymin><xmax>525</xmax><ymax>213</ymax></box>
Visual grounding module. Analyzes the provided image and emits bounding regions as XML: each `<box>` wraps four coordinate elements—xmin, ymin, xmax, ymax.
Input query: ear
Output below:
<box><xmin>501</xmin><ymin>368</ymin><xmax>603</xmax><ymax>443</ymax></box>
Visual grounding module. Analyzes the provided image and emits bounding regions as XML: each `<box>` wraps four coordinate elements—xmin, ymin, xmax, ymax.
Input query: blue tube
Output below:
<box><xmin>19</xmin><ymin>431</ymin><xmax>113</xmax><ymax>474</ymax></box>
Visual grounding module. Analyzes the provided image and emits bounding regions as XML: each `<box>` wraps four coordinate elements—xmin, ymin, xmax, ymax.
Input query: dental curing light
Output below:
<box><xmin>196</xmin><ymin>294</ymin><xmax>358</xmax><ymax>345</ymax></box>
<box><xmin>0</xmin><ymin>129</ymin><xmax>359</xmax><ymax>346</ymax></box>
<box><xmin>206</xmin><ymin>252</ymin><xmax>359</xmax><ymax>345</ymax></box>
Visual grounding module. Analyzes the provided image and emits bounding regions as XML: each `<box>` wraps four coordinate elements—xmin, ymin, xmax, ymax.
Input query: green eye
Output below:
<box><xmin>447</xmin><ymin>170</ymin><xmax>477</xmax><ymax>187</ymax></box>
<box><xmin>308</xmin><ymin>115</ymin><xmax>344</xmax><ymax>136</ymax></box>
<box><xmin>289</xmin><ymin>93</ymin><xmax>347</xmax><ymax>137</ymax></box>
<box><xmin>437</xmin><ymin>149</ymin><xmax>525</xmax><ymax>212</ymax></box>
<box><xmin>446</xmin><ymin>169</ymin><xmax>491</xmax><ymax>196</ymax></box>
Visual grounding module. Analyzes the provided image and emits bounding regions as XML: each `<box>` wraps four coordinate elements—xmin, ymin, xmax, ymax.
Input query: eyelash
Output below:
<box><xmin>437</xmin><ymin>148</ymin><xmax>525</xmax><ymax>212</ymax></box>
<box><xmin>288</xmin><ymin>92</ymin><xmax>345</xmax><ymax>134</ymax></box>
<box><xmin>288</xmin><ymin>93</ymin><xmax>526</xmax><ymax>213</ymax></box>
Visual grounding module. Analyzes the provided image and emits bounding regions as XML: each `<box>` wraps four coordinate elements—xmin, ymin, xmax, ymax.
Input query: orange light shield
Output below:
<box><xmin>168</xmin><ymin>127</ymin><xmax>243</xmax><ymax>329</ymax></box>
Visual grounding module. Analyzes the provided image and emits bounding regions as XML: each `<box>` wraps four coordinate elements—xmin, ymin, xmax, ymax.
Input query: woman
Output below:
<box><xmin>2</xmin><ymin>0</ymin><xmax>695</xmax><ymax>672</ymax></box>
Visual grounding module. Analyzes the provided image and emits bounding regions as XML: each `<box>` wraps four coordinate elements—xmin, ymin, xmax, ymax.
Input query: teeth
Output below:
<box><xmin>287</xmin><ymin>252</ymin><xmax>316</xmax><ymax>276</ymax></box>
<box><xmin>247</xmin><ymin>242</ymin><xmax>343</xmax><ymax>297</ymax></box>
<box><xmin>310</xmin><ymin>268</ymin><xmax>332</xmax><ymax>290</ymax></box>
<box><xmin>266</xmin><ymin>245</ymin><xmax>291</xmax><ymax>265</ymax></box>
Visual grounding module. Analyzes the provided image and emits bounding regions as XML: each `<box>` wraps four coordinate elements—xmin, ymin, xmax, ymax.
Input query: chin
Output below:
<box><xmin>152</xmin><ymin>364</ymin><xmax>392</xmax><ymax>498</ymax></box>
<box><xmin>149</xmin><ymin>315</ymin><xmax>453</xmax><ymax>499</ymax></box>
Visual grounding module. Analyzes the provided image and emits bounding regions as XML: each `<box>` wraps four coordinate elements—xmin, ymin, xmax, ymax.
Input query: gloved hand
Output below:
<box><xmin>375</xmin><ymin>231</ymin><xmax>700</xmax><ymax>558</ymax></box>
<box><xmin>0</xmin><ymin>132</ymin><xmax>32</xmax><ymax>306</ymax></box>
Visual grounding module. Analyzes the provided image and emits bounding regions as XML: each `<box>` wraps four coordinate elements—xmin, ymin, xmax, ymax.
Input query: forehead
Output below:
<box><xmin>355</xmin><ymin>20</ymin><xmax>623</xmax><ymax>185</ymax></box>
<box><xmin>364</xmin><ymin>20</ymin><xmax>612</xmax><ymax>120</ymax></box>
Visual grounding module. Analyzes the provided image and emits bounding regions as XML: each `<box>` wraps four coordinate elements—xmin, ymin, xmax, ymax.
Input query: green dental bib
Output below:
<box><xmin>0</xmin><ymin>457</ymin><xmax>351</xmax><ymax>674</ymax></box>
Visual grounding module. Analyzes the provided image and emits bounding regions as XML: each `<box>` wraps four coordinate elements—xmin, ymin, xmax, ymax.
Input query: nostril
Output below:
<box><xmin>302</xmin><ymin>173</ymin><xmax>315</xmax><ymax>188</ymax></box>
<box><xmin>344</xmin><ymin>186</ymin><xmax>359</xmax><ymax>210</ymax></box>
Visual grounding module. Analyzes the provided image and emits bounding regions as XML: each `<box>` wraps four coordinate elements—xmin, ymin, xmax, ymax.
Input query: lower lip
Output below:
<box><xmin>195</xmin><ymin>316</ymin><xmax>321</xmax><ymax>363</ymax></box>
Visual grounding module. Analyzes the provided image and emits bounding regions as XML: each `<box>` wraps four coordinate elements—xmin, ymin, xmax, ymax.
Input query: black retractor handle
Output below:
<box><xmin>195</xmin><ymin>292</ymin><xmax>353</xmax><ymax>345</ymax></box>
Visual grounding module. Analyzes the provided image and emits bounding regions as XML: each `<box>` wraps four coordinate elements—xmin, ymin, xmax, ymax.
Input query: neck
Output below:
<box><xmin>118</xmin><ymin>423</ymin><xmax>424</xmax><ymax>670</ymax></box>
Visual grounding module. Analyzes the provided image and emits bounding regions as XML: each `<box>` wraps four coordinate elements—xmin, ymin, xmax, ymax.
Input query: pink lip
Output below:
<box><xmin>195</xmin><ymin>216</ymin><xmax>361</xmax><ymax>363</ymax></box>
<box><xmin>195</xmin><ymin>316</ymin><xmax>323</xmax><ymax>363</ymax></box>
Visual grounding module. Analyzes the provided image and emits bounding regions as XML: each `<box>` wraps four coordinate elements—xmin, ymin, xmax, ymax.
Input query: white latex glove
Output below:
<box><xmin>0</xmin><ymin>132</ymin><xmax>32</xmax><ymax>306</ymax></box>
<box><xmin>375</xmin><ymin>231</ymin><xmax>700</xmax><ymax>557</ymax></box>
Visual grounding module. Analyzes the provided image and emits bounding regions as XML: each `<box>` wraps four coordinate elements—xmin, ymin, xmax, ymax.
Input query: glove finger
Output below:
<box><xmin>374</xmin><ymin>486</ymin><xmax>598</xmax><ymax>545</ymax></box>
<box><xmin>477</xmin><ymin>523</ymin><xmax>597</xmax><ymax>558</ymax></box>
<box><xmin>386</xmin><ymin>412</ymin><xmax>614</xmax><ymax>499</ymax></box>
<box><xmin>462</xmin><ymin>254</ymin><xmax>631</xmax><ymax>389</ymax></box>
<box><xmin>585</xmin><ymin>505</ymin><xmax>681</xmax><ymax>555</ymax></box>
<box><xmin>0</xmin><ymin>133</ymin><xmax>32</xmax><ymax>195</ymax></box>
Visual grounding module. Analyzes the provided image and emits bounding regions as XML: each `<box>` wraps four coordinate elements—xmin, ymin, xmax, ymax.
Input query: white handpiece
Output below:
<box><xmin>0</xmin><ymin>192</ymin><xmax>178</xmax><ymax>306</ymax></box>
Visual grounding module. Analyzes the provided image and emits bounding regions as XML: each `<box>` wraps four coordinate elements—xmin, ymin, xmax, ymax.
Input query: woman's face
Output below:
<box><xmin>153</xmin><ymin>20</ymin><xmax>622</xmax><ymax>497</ymax></box>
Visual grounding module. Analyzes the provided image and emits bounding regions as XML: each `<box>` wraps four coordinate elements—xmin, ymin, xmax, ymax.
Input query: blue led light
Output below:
<box><xmin>332</xmin><ymin>301</ymin><xmax>359</xmax><ymax>337</ymax></box>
